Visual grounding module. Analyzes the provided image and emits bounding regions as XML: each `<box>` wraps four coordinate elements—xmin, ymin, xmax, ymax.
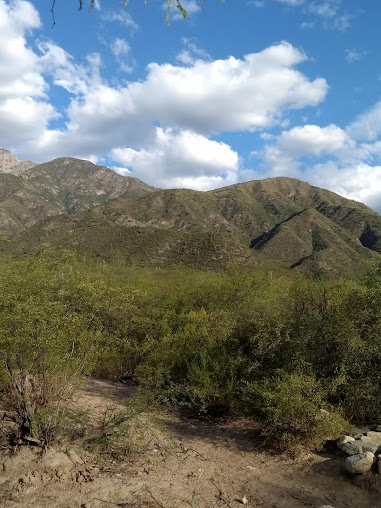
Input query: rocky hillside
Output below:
<box><xmin>0</xmin><ymin>149</ymin><xmax>36</xmax><ymax>175</ymax></box>
<box><xmin>0</xmin><ymin>154</ymin><xmax>155</xmax><ymax>237</ymax></box>
<box><xmin>6</xmin><ymin>175</ymin><xmax>381</xmax><ymax>278</ymax></box>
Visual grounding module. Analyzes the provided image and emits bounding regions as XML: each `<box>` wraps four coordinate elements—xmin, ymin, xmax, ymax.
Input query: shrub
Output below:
<box><xmin>243</xmin><ymin>373</ymin><xmax>347</xmax><ymax>453</ymax></box>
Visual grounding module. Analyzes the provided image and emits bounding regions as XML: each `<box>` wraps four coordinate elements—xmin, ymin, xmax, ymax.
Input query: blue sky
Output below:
<box><xmin>2</xmin><ymin>0</ymin><xmax>381</xmax><ymax>210</ymax></box>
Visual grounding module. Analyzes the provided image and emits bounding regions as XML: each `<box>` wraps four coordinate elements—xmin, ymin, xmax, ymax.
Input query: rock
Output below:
<box><xmin>363</xmin><ymin>432</ymin><xmax>381</xmax><ymax>445</ymax></box>
<box><xmin>342</xmin><ymin>440</ymin><xmax>380</xmax><ymax>456</ymax></box>
<box><xmin>362</xmin><ymin>442</ymin><xmax>380</xmax><ymax>455</ymax></box>
<box><xmin>342</xmin><ymin>441</ymin><xmax>363</xmax><ymax>455</ymax></box>
<box><xmin>337</xmin><ymin>435</ymin><xmax>355</xmax><ymax>450</ymax></box>
<box><xmin>345</xmin><ymin>452</ymin><xmax>375</xmax><ymax>474</ymax></box>
<box><xmin>375</xmin><ymin>425</ymin><xmax>381</xmax><ymax>432</ymax></box>
<box><xmin>319</xmin><ymin>506</ymin><xmax>336</xmax><ymax>508</ymax></box>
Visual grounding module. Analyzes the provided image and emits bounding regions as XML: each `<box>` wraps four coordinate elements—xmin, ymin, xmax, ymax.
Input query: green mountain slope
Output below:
<box><xmin>5</xmin><ymin>175</ymin><xmax>381</xmax><ymax>278</ymax></box>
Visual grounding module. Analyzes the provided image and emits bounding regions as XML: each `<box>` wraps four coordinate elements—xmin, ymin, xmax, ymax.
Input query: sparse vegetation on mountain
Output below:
<box><xmin>4</xmin><ymin>171</ymin><xmax>381</xmax><ymax>279</ymax></box>
<box><xmin>0</xmin><ymin>155</ymin><xmax>155</xmax><ymax>237</ymax></box>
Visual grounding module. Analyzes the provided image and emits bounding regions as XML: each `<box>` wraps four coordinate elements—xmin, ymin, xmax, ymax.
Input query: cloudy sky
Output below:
<box><xmin>2</xmin><ymin>0</ymin><xmax>381</xmax><ymax>210</ymax></box>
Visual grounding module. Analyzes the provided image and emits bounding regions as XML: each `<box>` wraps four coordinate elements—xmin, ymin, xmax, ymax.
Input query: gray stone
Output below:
<box><xmin>375</xmin><ymin>425</ymin><xmax>381</xmax><ymax>432</ymax></box>
<box><xmin>337</xmin><ymin>435</ymin><xmax>355</xmax><ymax>450</ymax></box>
<box><xmin>342</xmin><ymin>440</ymin><xmax>364</xmax><ymax>455</ymax></box>
<box><xmin>345</xmin><ymin>452</ymin><xmax>375</xmax><ymax>474</ymax></box>
<box><xmin>362</xmin><ymin>442</ymin><xmax>381</xmax><ymax>455</ymax></box>
<box><xmin>342</xmin><ymin>439</ymin><xmax>381</xmax><ymax>456</ymax></box>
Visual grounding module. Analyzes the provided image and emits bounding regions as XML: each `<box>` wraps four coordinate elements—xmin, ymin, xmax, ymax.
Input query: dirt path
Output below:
<box><xmin>0</xmin><ymin>378</ymin><xmax>380</xmax><ymax>508</ymax></box>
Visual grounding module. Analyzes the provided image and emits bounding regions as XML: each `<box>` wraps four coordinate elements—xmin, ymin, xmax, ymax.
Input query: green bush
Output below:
<box><xmin>243</xmin><ymin>373</ymin><xmax>347</xmax><ymax>452</ymax></box>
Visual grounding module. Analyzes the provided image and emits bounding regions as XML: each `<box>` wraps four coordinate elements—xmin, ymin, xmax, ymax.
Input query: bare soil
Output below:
<box><xmin>0</xmin><ymin>378</ymin><xmax>380</xmax><ymax>508</ymax></box>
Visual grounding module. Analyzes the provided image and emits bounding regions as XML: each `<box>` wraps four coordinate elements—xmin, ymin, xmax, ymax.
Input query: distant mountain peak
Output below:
<box><xmin>0</xmin><ymin>155</ymin><xmax>155</xmax><ymax>237</ymax></box>
<box><xmin>0</xmin><ymin>148</ymin><xmax>36</xmax><ymax>176</ymax></box>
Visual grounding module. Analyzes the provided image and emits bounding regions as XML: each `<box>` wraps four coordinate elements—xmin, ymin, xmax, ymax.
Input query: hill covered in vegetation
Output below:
<box><xmin>4</xmin><ymin>164</ymin><xmax>381</xmax><ymax>278</ymax></box>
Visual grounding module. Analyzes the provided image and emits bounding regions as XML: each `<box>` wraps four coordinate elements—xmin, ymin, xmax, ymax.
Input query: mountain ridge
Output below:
<box><xmin>1</xmin><ymin>156</ymin><xmax>379</xmax><ymax>278</ymax></box>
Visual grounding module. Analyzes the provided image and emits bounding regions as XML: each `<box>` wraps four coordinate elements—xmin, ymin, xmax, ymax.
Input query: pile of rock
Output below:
<box><xmin>337</xmin><ymin>426</ymin><xmax>381</xmax><ymax>474</ymax></box>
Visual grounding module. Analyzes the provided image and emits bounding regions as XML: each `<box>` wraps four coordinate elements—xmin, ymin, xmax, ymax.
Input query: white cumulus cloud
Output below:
<box><xmin>112</xmin><ymin>127</ymin><xmax>239</xmax><ymax>189</ymax></box>
<box><xmin>20</xmin><ymin>40</ymin><xmax>327</xmax><ymax>190</ymax></box>
<box><xmin>347</xmin><ymin>101</ymin><xmax>381</xmax><ymax>142</ymax></box>
<box><xmin>0</xmin><ymin>0</ymin><xmax>57</xmax><ymax>149</ymax></box>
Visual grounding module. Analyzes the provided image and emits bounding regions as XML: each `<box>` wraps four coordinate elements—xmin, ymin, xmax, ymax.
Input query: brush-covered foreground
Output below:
<box><xmin>1</xmin><ymin>251</ymin><xmax>381</xmax><ymax>455</ymax></box>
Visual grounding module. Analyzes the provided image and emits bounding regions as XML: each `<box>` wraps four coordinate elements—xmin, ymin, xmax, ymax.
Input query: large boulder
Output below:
<box><xmin>342</xmin><ymin>440</ymin><xmax>380</xmax><ymax>456</ymax></box>
<box><xmin>345</xmin><ymin>452</ymin><xmax>375</xmax><ymax>474</ymax></box>
<box><xmin>337</xmin><ymin>435</ymin><xmax>355</xmax><ymax>450</ymax></box>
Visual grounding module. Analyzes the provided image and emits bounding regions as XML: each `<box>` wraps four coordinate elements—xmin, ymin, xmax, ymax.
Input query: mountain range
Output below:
<box><xmin>1</xmin><ymin>149</ymin><xmax>381</xmax><ymax>278</ymax></box>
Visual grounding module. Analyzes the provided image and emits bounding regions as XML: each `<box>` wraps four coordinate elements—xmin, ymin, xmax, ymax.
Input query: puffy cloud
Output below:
<box><xmin>260</xmin><ymin>119</ymin><xmax>381</xmax><ymax>211</ymax></box>
<box><xmin>0</xmin><ymin>0</ymin><xmax>44</xmax><ymax>100</ymax></box>
<box><xmin>347</xmin><ymin>101</ymin><xmax>381</xmax><ymax>142</ymax></box>
<box><xmin>304</xmin><ymin>162</ymin><xmax>381</xmax><ymax>211</ymax></box>
<box><xmin>55</xmin><ymin>42</ymin><xmax>326</xmax><ymax>150</ymax></box>
<box><xmin>263</xmin><ymin>124</ymin><xmax>353</xmax><ymax>174</ymax></box>
<box><xmin>38</xmin><ymin>42</ymin><xmax>102</xmax><ymax>95</ymax></box>
<box><xmin>266</xmin><ymin>0</ymin><xmax>352</xmax><ymax>31</ymax></box>
<box><xmin>0</xmin><ymin>0</ymin><xmax>57</xmax><ymax>150</ymax></box>
<box><xmin>22</xmin><ymin>41</ymin><xmax>327</xmax><ymax>175</ymax></box>
<box><xmin>277</xmin><ymin>124</ymin><xmax>350</xmax><ymax>156</ymax></box>
<box><xmin>307</xmin><ymin>1</ymin><xmax>352</xmax><ymax>31</ymax></box>
<box><xmin>112</xmin><ymin>127</ymin><xmax>239</xmax><ymax>189</ymax></box>
<box><xmin>309</xmin><ymin>1</ymin><xmax>337</xmax><ymax>18</ymax></box>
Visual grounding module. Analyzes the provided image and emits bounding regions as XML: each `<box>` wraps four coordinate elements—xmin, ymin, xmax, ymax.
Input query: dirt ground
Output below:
<box><xmin>0</xmin><ymin>378</ymin><xmax>380</xmax><ymax>508</ymax></box>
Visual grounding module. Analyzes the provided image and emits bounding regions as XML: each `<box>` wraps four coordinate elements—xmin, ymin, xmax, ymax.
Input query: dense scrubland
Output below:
<box><xmin>1</xmin><ymin>251</ymin><xmax>381</xmax><ymax>454</ymax></box>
